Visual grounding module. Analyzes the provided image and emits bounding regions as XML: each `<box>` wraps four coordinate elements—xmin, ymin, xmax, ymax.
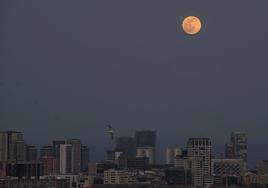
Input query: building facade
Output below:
<box><xmin>187</xmin><ymin>138</ymin><xmax>213</xmax><ymax>187</ymax></box>
<box><xmin>81</xmin><ymin>145</ymin><xmax>90</xmax><ymax>172</ymax></box>
<box><xmin>41</xmin><ymin>156</ymin><xmax>57</xmax><ymax>175</ymax></box>
<box><xmin>166</xmin><ymin>146</ymin><xmax>182</xmax><ymax>165</ymax></box>
<box><xmin>116</xmin><ymin>137</ymin><xmax>136</xmax><ymax>157</ymax></box>
<box><xmin>53</xmin><ymin>140</ymin><xmax>65</xmax><ymax>173</ymax></box>
<box><xmin>27</xmin><ymin>145</ymin><xmax>38</xmax><ymax>161</ymax></box>
<box><xmin>135</xmin><ymin>130</ymin><xmax>156</xmax><ymax>148</ymax></box>
<box><xmin>212</xmin><ymin>158</ymin><xmax>246</xmax><ymax>176</ymax></box>
<box><xmin>66</xmin><ymin>139</ymin><xmax>82</xmax><ymax>174</ymax></box>
<box><xmin>226</xmin><ymin>132</ymin><xmax>248</xmax><ymax>162</ymax></box>
<box><xmin>0</xmin><ymin>177</ymin><xmax>70</xmax><ymax>188</ymax></box>
<box><xmin>15</xmin><ymin>140</ymin><xmax>27</xmax><ymax>161</ymax></box>
<box><xmin>0</xmin><ymin>132</ymin><xmax>8</xmax><ymax>161</ymax></box>
<box><xmin>259</xmin><ymin>160</ymin><xmax>268</xmax><ymax>175</ymax></box>
<box><xmin>59</xmin><ymin>144</ymin><xmax>72</xmax><ymax>174</ymax></box>
<box><xmin>40</xmin><ymin>145</ymin><xmax>54</xmax><ymax>158</ymax></box>
<box><xmin>5</xmin><ymin>161</ymin><xmax>44</xmax><ymax>178</ymax></box>
<box><xmin>136</xmin><ymin>147</ymin><xmax>155</xmax><ymax>164</ymax></box>
<box><xmin>104</xmin><ymin>169</ymin><xmax>136</xmax><ymax>185</ymax></box>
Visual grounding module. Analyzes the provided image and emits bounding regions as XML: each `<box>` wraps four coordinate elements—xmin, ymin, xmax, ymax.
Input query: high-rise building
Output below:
<box><xmin>135</xmin><ymin>130</ymin><xmax>156</xmax><ymax>164</ymax></box>
<box><xmin>27</xmin><ymin>145</ymin><xmax>38</xmax><ymax>161</ymax></box>
<box><xmin>81</xmin><ymin>145</ymin><xmax>90</xmax><ymax>172</ymax></box>
<box><xmin>53</xmin><ymin>140</ymin><xmax>65</xmax><ymax>173</ymax></box>
<box><xmin>226</xmin><ymin>132</ymin><xmax>248</xmax><ymax>162</ymax></box>
<box><xmin>0</xmin><ymin>162</ymin><xmax>6</xmax><ymax>177</ymax></box>
<box><xmin>231</xmin><ymin>132</ymin><xmax>248</xmax><ymax>162</ymax></box>
<box><xmin>53</xmin><ymin>140</ymin><xmax>65</xmax><ymax>157</ymax></box>
<box><xmin>7</xmin><ymin>131</ymin><xmax>23</xmax><ymax>161</ymax></box>
<box><xmin>136</xmin><ymin>147</ymin><xmax>155</xmax><ymax>164</ymax></box>
<box><xmin>1</xmin><ymin>132</ymin><xmax>27</xmax><ymax>162</ymax></box>
<box><xmin>174</xmin><ymin>149</ymin><xmax>191</xmax><ymax>169</ymax></box>
<box><xmin>15</xmin><ymin>140</ymin><xmax>27</xmax><ymax>161</ymax></box>
<box><xmin>41</xmin><ymin>156</ymin><xmax>57</xmax><ymax>175</ymax></box>
<box><xmin>40</xmin><ymin>145</ymin><xmax>54</xmax><ymax>158</ymax></box>
<box><xmin>166</xmin><ymin>146</ymin><xmax>182</xmax><ymax>165</ymax></box>
<box><xmin>106</xmin><ymin>150</ymin><xmax>116</xmax><ymax>162</ymax></box>
<box><xmin>225</xmin><ymin>143</ymin><xmax>235</xmax><ymax>159</ymax></box>
<box><xmin>66</xmin><ymin>139</ymin><xmax>81</xmax><ymax>174</ymax></box>
<box><xmin>187</xmin><ymin>138</ymin><xmax>213</xmax><ymax>187</ymax></box>
<box><xmin>115</xmin><ymin>137</ymin><xmax>135</xmax><ymax>157</ymax></box>
<box><xmin>59</xmin><ymin>144</ymin><xmax>72</xmax><ymax>174</ymax></box>
<box><xmin>106</xmin><ymin>150</ymin><xmax>123</xmax><ymax>164</ymax></box>
<box><xmin>0</xmin><ymin>132</ymin><xmax>8</xmax><ymax>161</ymax></box>
<box><xmin>135</xmin><ymin>130</ymin><xmax>156</xmax><ymax>148</ymax></box>
<box><xmin>0</xmin><ymin>131</ymin><xmax>24</xmax><ymax>161</ymax></box>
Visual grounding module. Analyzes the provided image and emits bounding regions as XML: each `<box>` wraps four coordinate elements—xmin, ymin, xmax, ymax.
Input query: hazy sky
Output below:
<box><xmin>1</xmin><ymin>1</ymin><xmax>268</xmax><ymax>163</ymax></box>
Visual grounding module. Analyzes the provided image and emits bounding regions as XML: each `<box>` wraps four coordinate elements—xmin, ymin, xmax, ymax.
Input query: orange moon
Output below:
<box><xmin>182</xmin><ymin>16</ymin><xmax>202</xmax><ymax>35</ymax></box>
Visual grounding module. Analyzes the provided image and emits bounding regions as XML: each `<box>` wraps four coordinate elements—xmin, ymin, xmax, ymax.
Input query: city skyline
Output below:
<box><xmin>1</xmin><ymin>129</ymin><xmax>267</xmax><ymax>187</ymax></box>
<box><xmin>1</xmin><ymin>1</ymin><xmax>268</xmax><ymax>187</ymax></box>
<box><xmin>0</xmin><ymin>129</ymin><xmax>260</xmax><ymax>167</ymax></box>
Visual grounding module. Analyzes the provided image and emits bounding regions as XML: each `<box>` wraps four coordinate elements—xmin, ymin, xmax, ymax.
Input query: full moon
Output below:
<box><xmin>182</xmin><ymin>16</ymin><xmax>202</xmax><ymax>35</ymax></box>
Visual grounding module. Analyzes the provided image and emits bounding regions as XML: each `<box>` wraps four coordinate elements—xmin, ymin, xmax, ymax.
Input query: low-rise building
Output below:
<box><xmin>259</xmin><ymin>174</ymin><xmax>268</xmax><ymax>187</ymax></box>
<box><xmin>5</xmin><ymin>161</ymin><xmax>44</xmax><ymax>179</ymax></box>
<box><xmin>258</xmin><ymin>160</ymin><xmax>268</xmax><ymax>175</ymax></box>
<box><xmin>212</xmin><ymin>158</ymin><xmax>246</xmax><ymax>176</ymax></box>
<box><xmin>104</xmin><ymin>169</ymin><xmax>137</xmax><ymax>185</ymax></box>
<box><xmin>243</xmin><ymin>172</ymin><xmax>259</xmax><ymax>187</ymax></box>
<box><xmin>88</xmin><ymin>162</ymin><xmax>117</xmax><ymax>176</ymax></box>
<box><xmin>0</xmin><ymin>177</ymin><xmax>70</xmax><ymax>188</ymax></box>
<box><xmin>118</xmin><ymin>156</ymin><xmax>149</xmax><ymax>170</ymax></box>
<box><xmin>165</xmin><ymin>167</ymin><xmax>192</xmax><ymax>186</ymax></box>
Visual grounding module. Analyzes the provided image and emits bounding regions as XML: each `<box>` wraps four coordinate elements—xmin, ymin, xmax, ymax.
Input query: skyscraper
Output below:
<box><xmin>41</xmin><ymin>156</ymin><xmax>57</xmax><ymax>175</ymax></box>
<box><xmin>225</xmin><ymin>143</ymin><xmax>235</xmax><ymax>159</ymax></box>
<box><xmin>187</xmin><ymin>138</ymin><xmax>213</xmax><ymax>187</ymax></box>
<box><xmin>0</xmin><ymin>131</ymin><xmax>24</xmax><ymax>161</ymax></box>
<box><xmin>15</xmin><ymin>140</ymin><xmax>27</xmax><ymax>161</ymax></box>
<box><xmin>66</xmin><ymin>139</ymin><xmax>82</xmax><ymax>174</ymax></box>
<box><xmin>53</xmin><ymin>140</ymin><xmax>65</xmax><ymax>158</ymax></box>
<box><xmin>0</xmin><ymin>132</ymin><xmax>8</xmax><ymax>161</ymax></box>
<box><xmin>135</xmin><ymin>130</ymin><xmax>156</xmax><ymax>164</ymax></box>
<box><xmin>7</xmin><ymin>131</ymin><xmax>23</xmax><ymax>161</ymax></box>
<box><xmin>136</xmin><ymin>147</ymin><xmax>155</xmax><ymax>164</ymax></box>
<box><xmin>40</xmin><ymin>145</ymin><xmax>54</xmax><ymax>158</ymax></box>
<box><xmin>115</xmin><ymin>137</ymin><xmax>135</xmax><ymax>157</ymax></box>
<box><xmin>27</xmin><ymin>145</ymin><xmax>38</xmax><ymax>161</ymax></box>
<box><xmin>225</xmin><ymin>132</ymin><xmax>248</xmax><ymax>162</ymax></box>
<box><xmin>53</xmin><ymin>140</ymin><xmax>65</xmax><ymax>173</ymax></box>
<box><xmin>135</xmin><ymin>130</ymin><xmax>156</xmax><ymax>148</ymax></box>
<box><xmin>81</xmin><ymin>145</ymin><xmax>90</xmax><ymax>172</ymax></box>
<box><xmin>59</xmin><ymin>144</ymin><xmax>72</xmax><ymax>174</ymax></box>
